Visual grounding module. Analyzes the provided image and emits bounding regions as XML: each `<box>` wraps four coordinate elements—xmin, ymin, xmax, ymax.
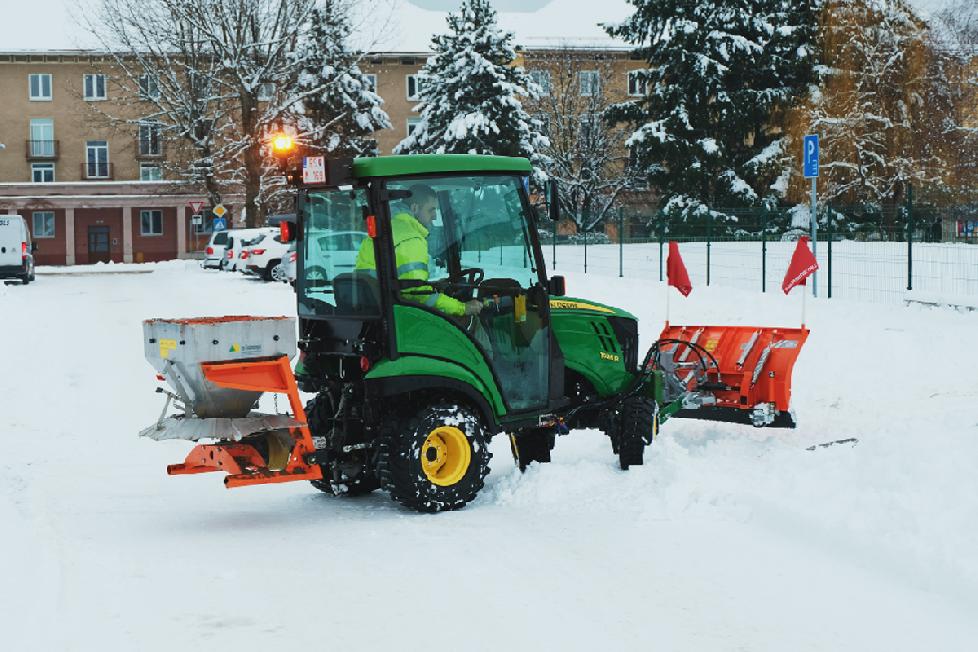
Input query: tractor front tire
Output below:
<box><xmin>615</xmin><ymin>396</ymin><xmax>657</xmax><ymax>470</ymax></box>
<box><xmin>377</xmin><ymin>401</ymin><xmax>491</xmax><ymax>513</ymax></box>
<box><xmin>305</xmin><ymin>394</ymin><xmax>379</xmax><ymax>497</ymax></box>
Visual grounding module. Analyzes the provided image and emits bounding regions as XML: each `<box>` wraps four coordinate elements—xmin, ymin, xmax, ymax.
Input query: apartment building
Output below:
<box><xmin>0</xmin><ymin>51</ymin><xmax>218</xmax><ymax>266</ymax></box>
<box><xmin>0</xmin><ymin>45</ymin><xmax>647</xmax><ymax>265</ymax></box>
<box><xmin>360</xmin><ymin>48</ymin><xmax>647</xmax><ymax>156</ymax></box>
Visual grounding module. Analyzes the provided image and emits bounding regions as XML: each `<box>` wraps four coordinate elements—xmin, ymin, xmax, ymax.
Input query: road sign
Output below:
<box><xmin>213</xmin><ymin>217</ymin><xmax>227</xmax><ymax>231</ymax></box>
<box><xmin>191</xmin><ymin>214</ymin><xmax>203</xmax><ymax>226</ymax></box>
<box><xmin>188</xmin><ymin>200</ymin><xmax>205</xmax><ymax>214</ymax></box>
<box><xmin>212</xmin><ymin>204</ymin><xmax>227</xmax><ymax>218</ymax></box>
<box><xmin>303</xmin><ymin>156</ymin><xmax>326</xmax><ymax>184</ymax></box>
<box><xmin>803</xmin><ymin>134</ymin><xmax>819</xmax><ymax>178</ymax></box>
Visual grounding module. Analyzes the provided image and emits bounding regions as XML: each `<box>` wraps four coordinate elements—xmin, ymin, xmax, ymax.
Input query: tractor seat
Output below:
<box><xmin>333</xmin><ymin>272</ymin><xmax>381</xmax><ymax>314</ymax></box>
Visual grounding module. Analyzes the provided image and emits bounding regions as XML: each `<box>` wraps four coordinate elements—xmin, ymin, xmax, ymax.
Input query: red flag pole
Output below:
<box><xmin>665</xmin><ymin>281</ymin><xmax>670</xmax><ymax>328</ymax></box>
<box><xmin>801</xmin><ymin>279</ymin><xmax>806</xmax><ymax>328</ymax></box>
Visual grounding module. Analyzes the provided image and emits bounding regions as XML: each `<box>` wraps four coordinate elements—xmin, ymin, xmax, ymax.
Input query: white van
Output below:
<box><xmin>203</xmin><ymin>230</ymin><xmax>230</xmax><ymax>269</ymax></box>
<box><xmin>0</xmin><ymin>215</ymin><xmax>36</xmax><ymax>284</ymax></box>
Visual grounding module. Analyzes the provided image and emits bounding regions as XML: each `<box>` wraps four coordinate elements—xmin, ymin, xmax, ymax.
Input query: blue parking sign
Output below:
<box><xmin>803</xmin><ymin>134</ymin><xmax>819</xmax><ymax>178</ymax></box>
<box><xmin>213</xmin><ymin>217</ymin><xmax>227</xmax><ymax>231</ymax></box>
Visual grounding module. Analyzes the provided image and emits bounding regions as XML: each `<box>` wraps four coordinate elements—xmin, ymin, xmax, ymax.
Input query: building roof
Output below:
<box><xmin>352</xmin><ymin>154</ymin><xmax>532</xmax><ymax>178</ymax></box>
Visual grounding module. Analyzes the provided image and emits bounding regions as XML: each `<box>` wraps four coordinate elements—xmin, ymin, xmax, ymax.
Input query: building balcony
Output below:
<box><xmin>26</xmin><ymin>140</ymin><xmax>59</xmax><ymax>160</ymax></box>
<box><xmin>81</xmin><ymin>162</ymin><xmax>114</xmax><ymax>180</ymax></box>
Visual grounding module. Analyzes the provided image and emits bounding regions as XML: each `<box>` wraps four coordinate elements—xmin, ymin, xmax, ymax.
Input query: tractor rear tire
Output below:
<box><xmin>377</xmin><ymin>401</ymin><xmax>491</xmax><ymax>513</ymax></box>
<box><xmin>510</xmin><ymin>428</ymin><xmax>555</xmax><ymax>471</ymax></box>
<box><xmin>305</xmin><ymin>394</ymin><xmax>379</xmax><ymax>497</ymax></box>
<box><xmin>615</xmin><ymin>396</ymin><xmax>657</xmax><ymax>470</ymax></box>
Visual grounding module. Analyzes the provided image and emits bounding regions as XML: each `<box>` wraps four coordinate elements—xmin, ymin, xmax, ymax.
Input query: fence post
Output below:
<box><xmin>827</xmin><ymin>202</ymin><xmax>833</xmax><ymax>299</ymax></box>
<box><xmin>761</xmin><ymin>208</ymin><xmax>767</xmax><ymax>293</ymax></box>
<box><xmin>658</xmin><ymin>211</ymin><xmax>664</xmax><ymax>282</ymax></box>
<box><xmin>552</xmin><ymin>208</ymin><xmax>557</xmax><ymax>270</ymax></box>
<box><xmin>706</xmin><ymin>212</ymin><xmax>712</xmax><ymax>287</ymax></box>
<box><xmin>584</xmin><ymin>220</ymin><xmax>588</xmax><ymax>274</ymax></box>
<box><xmin>906</xmin><ymin>183</ymin><xmax>913</xmax><ymax>292</ymax></box>
<box><xmin>618</xmin><ymin>208</ymin><xmax>624</xmax><ymax>278</ymax></box>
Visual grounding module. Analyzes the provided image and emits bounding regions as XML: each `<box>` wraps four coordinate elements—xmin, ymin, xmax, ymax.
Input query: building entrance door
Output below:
<box><xmin>88</xmin><ymin>226</ymin><xmax>111</xmax><ymax>263</ymax></box>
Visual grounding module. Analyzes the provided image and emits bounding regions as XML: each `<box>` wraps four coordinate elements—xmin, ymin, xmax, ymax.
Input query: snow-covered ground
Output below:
<box><xmin>2</xmin><ymin>261</ymin><xmax>977</xmax><ymax>651</ymax></box>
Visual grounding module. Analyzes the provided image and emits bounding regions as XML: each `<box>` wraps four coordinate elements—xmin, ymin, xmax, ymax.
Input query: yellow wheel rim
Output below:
<box><xmin>421</xmin><ymin>426</ymin><xmax>471</xmax><ymax>487</ymax></box>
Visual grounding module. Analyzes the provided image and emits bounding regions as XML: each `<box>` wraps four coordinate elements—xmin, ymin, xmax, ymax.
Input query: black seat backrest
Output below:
<box><xmin>333</xmin><ymin>272</ymin><xmax>381</xmax><ymax>314</ymax></box>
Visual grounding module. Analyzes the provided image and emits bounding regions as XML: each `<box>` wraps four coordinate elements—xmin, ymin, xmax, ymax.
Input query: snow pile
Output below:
<box><xmin>1</xmin><ymin>262</ymin><xmax>976</xmax><ymax>649</ymax></box>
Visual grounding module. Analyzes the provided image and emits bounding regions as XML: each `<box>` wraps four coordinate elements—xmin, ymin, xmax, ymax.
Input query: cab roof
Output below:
<box><xmin>351</xmin><ymin>154</ymin><xmax>532</xmax><ymax>178</ymax></box>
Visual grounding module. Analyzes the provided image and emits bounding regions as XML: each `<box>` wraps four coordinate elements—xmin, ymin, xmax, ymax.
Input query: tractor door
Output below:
<box><xmin>386</xmin><ymin>175</ymin><xmax>551</xmax><ymax>413</ymax></box>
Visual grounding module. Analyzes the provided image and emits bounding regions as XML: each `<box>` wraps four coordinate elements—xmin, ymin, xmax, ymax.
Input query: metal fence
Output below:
<box><xmin>539</xmin><ymin>203</ymin><xmax>978</xmax><ymax>305</ymax></box>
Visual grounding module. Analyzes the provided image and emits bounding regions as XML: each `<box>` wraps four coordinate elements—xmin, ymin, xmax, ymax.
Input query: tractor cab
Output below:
<box><xmin>287</xmin><ymin>154</ymin><xmax>564</xmax><ymax>423</ymax></box>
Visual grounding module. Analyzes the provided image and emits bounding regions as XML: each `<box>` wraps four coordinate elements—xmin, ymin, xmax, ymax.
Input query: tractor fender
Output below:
<box><xmin>364</xmin><ymin>357</ymin><xmax>505</xmax><ymax>431</ymax></box>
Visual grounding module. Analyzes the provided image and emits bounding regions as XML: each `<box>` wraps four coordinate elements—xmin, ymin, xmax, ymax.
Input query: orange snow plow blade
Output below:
<box><xmin>166</xmin><ymin>356</ymin><xmax>323</xmax><ymax>488</ymax></box>
<box><xmin>658</xmin><ymin>324</ymin><xmax>809</xmax><ymax>428</ymax></box>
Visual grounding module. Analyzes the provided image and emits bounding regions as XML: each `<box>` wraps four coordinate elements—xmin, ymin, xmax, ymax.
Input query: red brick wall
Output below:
<box><xmin>74</xmin><ymin>208</ymin><xmax>123</xmax><ymax>264</ymax></box>
<box><xmin>25</xmin><ymin>208</ymin><xmax>67</xmax><ymax>265</ymax></box>
<box><xmin>132</xmin><ymin>207</ymin><xmax>178</xmax><ymax>262</ymax></box>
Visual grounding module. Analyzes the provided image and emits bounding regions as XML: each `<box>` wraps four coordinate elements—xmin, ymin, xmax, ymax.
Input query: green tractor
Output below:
<box><xmin>275</xmin><ymin>153</ymin><xmax>809</xmax><ymax>512</ymax></box>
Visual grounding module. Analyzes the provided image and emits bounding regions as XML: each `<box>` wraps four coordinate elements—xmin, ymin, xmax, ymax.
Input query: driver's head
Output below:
<box><xmin>407</xmin><ymin>184</ymin><xmax>437</xmax><ymax>228</ymax></box>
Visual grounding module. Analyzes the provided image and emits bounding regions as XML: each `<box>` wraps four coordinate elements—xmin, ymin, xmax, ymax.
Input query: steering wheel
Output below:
<box><xmin>304</xmin><ymin>265</ymin><xmax>330</xmax><ymax>288</ymax></box>
<box><xmin>453</xmin><ymin>267</ymin><xmax>484</xmax><ymax>286</ymax></box>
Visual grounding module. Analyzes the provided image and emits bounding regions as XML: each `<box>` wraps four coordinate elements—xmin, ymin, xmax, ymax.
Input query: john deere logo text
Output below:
<box><xmin>599</xmin><ymin>351</ymin><xmax>620</xmax><ymax>362</ymax></box>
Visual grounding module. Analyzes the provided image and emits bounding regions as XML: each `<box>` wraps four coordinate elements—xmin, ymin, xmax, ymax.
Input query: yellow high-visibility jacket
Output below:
<box><xmin>354</xmin><ymin>212</ymin><xmax>466</xmax><ymax>317</ymax></box>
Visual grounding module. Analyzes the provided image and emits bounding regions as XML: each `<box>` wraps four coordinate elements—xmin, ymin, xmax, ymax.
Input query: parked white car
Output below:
<box><xmin>308</xmin><ymin>230</ymin><xmax>366</xmax><ymax>280</ymax></box>
<box><xmin>245</xmin><ymin>232</ymin><xmax>291</xmax><ymax>281</ymax></box>
<box><xmin>0</xmin><ymin>214</ymin><xmax>36</xmax><ymax>284</ymax></box>
<box><xmin>225</xmin><ymin>228</ymin><xmax>274</xmax><ymax>272</ymax></box>
<box><xmin>281</xmin><ymin>242</ymin><xmax>297</xmax><ymax>287</ymax></box>
<box><xmin>203</xmin><ymin>230</ymin><xmax>230</xmax><ymax>269</ymax></box>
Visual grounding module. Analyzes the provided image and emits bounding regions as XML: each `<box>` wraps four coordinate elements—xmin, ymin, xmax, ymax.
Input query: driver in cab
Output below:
<box><xmin>355</xmin><ymin>184</ymin><xmax>483</xmax><ymax>318</ymax></box>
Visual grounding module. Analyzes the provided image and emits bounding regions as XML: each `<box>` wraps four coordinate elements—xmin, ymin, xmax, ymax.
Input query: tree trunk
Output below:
<box><xmin>241</xmin><ymin>93</ymin><xmax>263</xmax><ymax>228</ymax></box>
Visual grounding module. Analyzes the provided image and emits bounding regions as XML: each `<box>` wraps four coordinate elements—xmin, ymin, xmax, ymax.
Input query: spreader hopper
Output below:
<box><xmin>140</xmin><ymin>316</ymin><xmax>321</xmax><ymax>488</ymax></box>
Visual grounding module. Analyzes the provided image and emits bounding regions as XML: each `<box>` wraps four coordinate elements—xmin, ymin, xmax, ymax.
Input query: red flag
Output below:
<box><xmin>782</xmin><ymin>236</ymin><xmax>819</xmax><ymax>294</ymax></box>
<box><xmin>667</xmin><ymin>241</ymin><xmax>692</xmax><ymax>297</ymax></box>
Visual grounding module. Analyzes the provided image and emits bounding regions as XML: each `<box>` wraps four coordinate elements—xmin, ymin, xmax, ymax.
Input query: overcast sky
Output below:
<box><xmin>0</xmin><ymin>0</ymin><xmax>959</xmax><ymax>51</ymax></box>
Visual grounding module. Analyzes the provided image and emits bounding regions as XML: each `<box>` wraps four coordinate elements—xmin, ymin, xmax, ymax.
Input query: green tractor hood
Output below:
<box><xmin>548</xmin><ymin>297</ymin><xmax>636</xmax><ymax>321</ymax></box>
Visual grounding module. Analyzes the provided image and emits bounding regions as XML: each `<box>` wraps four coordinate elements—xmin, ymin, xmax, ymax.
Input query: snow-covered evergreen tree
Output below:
<box><xmin>606</xmin><ymin>0</ymin><xmax>819</xmax><ymax>228</ymax></box>
<box><xmin>394</xmin><ymin>0</ymin><xmax>548</xmax><ymax>176</ymax></box>
<box><xmin>296</xmin><ymin>1</ymin><xmax>391</xmax><ymax>157</ymax></box>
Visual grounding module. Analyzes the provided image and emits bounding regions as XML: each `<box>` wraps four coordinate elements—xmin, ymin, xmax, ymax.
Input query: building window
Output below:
<box><xmin>627</xmin><ymin>70</ymin><xmax>647</xmax><ymax>97</ymax></box>
<box><xmin>627</xmin><ymin>146</ymin><xmax>649</xmax><ymax>189</ymax></box>
<box><xmin>29</xmin><ymin>73</ymin><xmax>52</xmax><ymax>100</ymax></box>
<box><xmin>140</xmin><ymin>210</ymin><xmax>163</xmax><ymax>236</ymax></box>
<box><xmin>140</xmin><ymin>164</ymin><xmax>162</xmax><ymax>181</ymax></box>
<box><xmin>139</xmin><ymin>122</ymin><xmax>162</xmax><ymax>156</ymax></box>
<box><xmin>31</xmin><ymin>163</ymin><xmax>55</xmax><ymax>183</ymax></box>
<box><xmin>579</xmin><ymin>70</ymin><xmax>600</xmax><ymax>97</ymax></box>
<box><xmin>139</xmin><ymin>74</ymin><xmax>159</xmax><ymax>100</ymax></box>
<box><xmin>528</xmin><ymin>70</ymin><xmax>551</xmax><ymax>96</ymax></box>
<box><xmin>29</xmin><ymin>118</ymin><xmax>55</xmax><ymax>157</ymax></box>
<box><xmin>32</xmin><ymin>211</ymin><xmax>55</xmax><ymax>238</ymax></box>
<box><xmin>578</xmin><ymin>113</ymin><xmax>599</xmax><ymax>143</ymax></box>
<box><xmin>258</xmin><ymin>82</ymin><xmax>275</xmax><ymax>101</ymax></box>
<box><xmin>363</xmin><ymin>74</ymin><xmax>377</xmax><ymax>93</ymax></box>
<box><xmin>533</xmin><ymin>113</ymin><xmax>550</xmax><ymax>138</ymax></box>
<box><xmin>407</xmin><ymin>117</ymin><xmax>422</xmax><ymax>137</ymax></box>
<box><xmin>406</xmin><ymin>74</ymin><xmax>425</xmax><ymax>101</ymax></box>
<box><xmin>84</xmin><ymin>74</ymin><xmax>107</xmax><ymax>100</ymax></box>
<box><xmin>86</xmin><ymin>140</ymin><xmax>110</xmax><ymax>178</ymax></box>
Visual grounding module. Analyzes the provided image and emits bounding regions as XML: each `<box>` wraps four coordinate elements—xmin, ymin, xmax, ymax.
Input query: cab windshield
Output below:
<box><xmin>298</xmin><ymin>187</ymin><xmax>374</xmax><ymax>317</ymax></box>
